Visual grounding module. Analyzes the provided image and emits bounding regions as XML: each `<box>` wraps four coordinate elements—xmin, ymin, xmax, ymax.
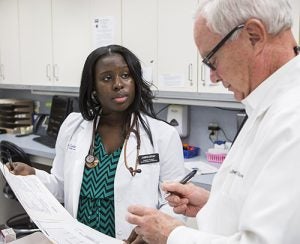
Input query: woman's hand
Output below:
<box><xmin>162</xmin><ymin>182</ymin><xmax>209</xmax><ymax>217</ymax></box>
<box><xmin>6</xmin><ymin>162</ymin><xmax>35</xmax><ymax>175</ymax></box>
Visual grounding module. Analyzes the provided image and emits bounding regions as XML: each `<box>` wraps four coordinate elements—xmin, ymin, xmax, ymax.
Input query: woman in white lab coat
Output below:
<box><xmin>9</xmin><ymin>45</ymin><xmax>185</xmax><ymax>241</ymax></box>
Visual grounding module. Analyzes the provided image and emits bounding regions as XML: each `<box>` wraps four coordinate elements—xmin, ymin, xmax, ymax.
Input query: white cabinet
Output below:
<box><xmin>0</xmin><ymin>0</ymin><xmax>20</xmax><ymax>85</ymax></box>
<box><xmin>121</xmin><ymin>0</ymin><xmax>230</xmax><ymax>95</ymax></box>
<box><xmin>122</xmin><ymin>0</ymin><xmax>157</xmax><ymax>85</ymax></box>
<box><xmin>51</xmin><ymin>0</ymin><xmax>92</xmax><ymax>87</ymax></box>
<box><xmin>19</xmin><ymin>0</ymin><xmax>52</xmax><ymax>86</ymax></box>
<box><xmin>291</xmin><ymin>0</ymin><xmax>300</xmax><ymax>44</ymax></box>
<box><xmin>156</xmin><ymin>0</ymin><xmax>198</xmax><ymax>92</ymax></box>
<box><xmin>19</xmin><ymin>0</ymin><xmax>91</xmax><ymax>87</ymax></box>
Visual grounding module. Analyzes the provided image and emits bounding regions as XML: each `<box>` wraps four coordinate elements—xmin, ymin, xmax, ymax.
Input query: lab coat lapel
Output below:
<box><xmin>70</xmin><ymin>119</ymin><xmax>93</xmax><ymax>217</ymax></box>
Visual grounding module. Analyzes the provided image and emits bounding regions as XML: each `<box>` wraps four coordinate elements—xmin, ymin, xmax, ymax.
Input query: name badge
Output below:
<box><xmin>138</xmin><ymin>153</ymin><xmax>159</xmax><ymax>165</ymax></box>
<box><xmin>67</xmin><ymin>143</ymin><xmax>76</xmax><ymax>151</ymax></box>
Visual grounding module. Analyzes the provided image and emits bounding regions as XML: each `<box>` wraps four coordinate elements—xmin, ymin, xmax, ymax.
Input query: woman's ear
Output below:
<box><xmin>245</xmin><ymin>19</ymin><xmax>267</xmax><ymax>51</ymax></box>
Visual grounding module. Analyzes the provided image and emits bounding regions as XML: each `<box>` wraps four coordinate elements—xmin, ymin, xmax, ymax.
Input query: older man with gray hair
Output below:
<box><xmin>126</xmin><ymin>0</ymin><xmax>300</xmax><ymax>243</ymax></box>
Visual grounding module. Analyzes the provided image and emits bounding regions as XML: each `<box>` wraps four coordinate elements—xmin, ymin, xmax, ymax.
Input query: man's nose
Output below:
<box><xmin>210</xmin><ymin>70</ymin><xmax>222</xmax><ymax>83</ymax></box>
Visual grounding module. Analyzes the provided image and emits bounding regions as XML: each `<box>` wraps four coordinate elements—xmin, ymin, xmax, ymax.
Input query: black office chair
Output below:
<box><xmin>0</xmin><ymin>140</ymin><xmax>39</xmax><ymax>237</ymax></box>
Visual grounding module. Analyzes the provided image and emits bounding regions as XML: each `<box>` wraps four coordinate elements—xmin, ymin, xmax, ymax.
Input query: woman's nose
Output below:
<box><xmin>113</xmin><ymin>77</ymin><xmax>124</xmax><ymax>90</ymax></box>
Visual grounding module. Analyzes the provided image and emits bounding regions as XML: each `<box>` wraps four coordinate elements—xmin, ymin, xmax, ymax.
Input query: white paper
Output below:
<box><xmin>92</xmin><ymin>17</ymin><xmax>115</xmax><ymax>49</ymax></box>
<box><xmin>142</xmin><ymin>66</ymin><xmax>153</xmax><ymax>83</ymax></box>
<box><xmin>0</xmin><ymin>165</ymin><xmax>123</xmax><ymax>244</ymax></box>
<box><xmin>184</xmin><ymin>159</ymin><xmax>218</xmax><ymax>175</ymax></box>
<box><xmin>158</xmin><ymin>74</ymin><xmax>185</xmax><ymax>87</ymax></box>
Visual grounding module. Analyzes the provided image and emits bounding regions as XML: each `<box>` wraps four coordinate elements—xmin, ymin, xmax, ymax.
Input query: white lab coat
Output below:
<box><xmin>35</xmin><ymin>112</ymin><xmax>185</xmax><ymax>240</ymax></box>
<box><xmin>168</xmin><ymin>55</ymin><xmax>300</xmax><ymax>244</ymax></box>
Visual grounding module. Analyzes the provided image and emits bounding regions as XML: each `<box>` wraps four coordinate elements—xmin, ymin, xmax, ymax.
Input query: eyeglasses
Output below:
<box><xmin>202</xmin><ymin>24</ymin><xmax>245</xmax><ymax>71</ymax></box>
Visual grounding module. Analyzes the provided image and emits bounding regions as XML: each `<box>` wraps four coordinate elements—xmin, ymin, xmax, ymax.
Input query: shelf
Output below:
<box><xmin>0</xmin><ymin>84</ymin><xmax>243</xmax><ymax>109</ymax></box>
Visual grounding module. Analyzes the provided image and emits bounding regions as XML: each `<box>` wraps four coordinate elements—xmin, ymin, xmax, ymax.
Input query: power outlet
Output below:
<box><xmin>208</xmin><ymin>122</ymin><xmax>219</xmax><ymax>142</ymax></box>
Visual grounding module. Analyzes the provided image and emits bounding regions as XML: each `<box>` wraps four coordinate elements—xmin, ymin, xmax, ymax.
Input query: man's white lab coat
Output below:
<box><xmin>168</xmin><ymin>55</ymin><xmax>300</xmax><ymax>244</ymax></box>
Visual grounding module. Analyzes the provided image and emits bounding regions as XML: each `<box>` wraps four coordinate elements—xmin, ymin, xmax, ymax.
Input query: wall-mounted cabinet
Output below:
<box><xmin>122</xmin><ymin>0</ymin><xmax>230</xmax><ymax>95</ymax></box>
<box><xmin>291</xmin><ymin>0</ymin><xmax>300</xmax><ymax>44</ymax></box>
<box><xmin>0</xmin><ymin>0</ymin><xmax>20</xmax><ymax>85</ymax></box>
<box><xmin>19</xmin><ymin>0</ymin><xmax>91</xmax><ymax>87</ymax></box>
<box><xmin>0</xmin><ymin>0</ymin><xmax>298</xmax><ymax>102</ymax></box>
<box><xmin>156</xmin><ymin>0</ymin><xmax>198</xmax><ymax>92</ymax></box>
<box><xmin>122</xmin><ymin>0</ymin><xmax>157</xmax><ymax>85</ymax></box>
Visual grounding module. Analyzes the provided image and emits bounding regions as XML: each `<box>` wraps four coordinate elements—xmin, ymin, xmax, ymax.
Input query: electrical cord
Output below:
<box><xmin>209</xmin><ymin>125</ymin><xmax>232</xmax><ymax>144</ymax></box>
<box><xmin>155</xmin><ymin>104</ymin><xmax>170</xmax><ymax>116</ymax></box>
<box><xmin>219</xmin><ymin>127</ymin><xmax>232</xmax><ymax>142</ymax></box>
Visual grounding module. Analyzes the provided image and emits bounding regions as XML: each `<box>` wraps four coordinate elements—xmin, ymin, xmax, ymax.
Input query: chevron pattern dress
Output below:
<box><xmin>77</xmin><ymin>133</ymin><xmax>122</xmax><ymax>237</ymax></box>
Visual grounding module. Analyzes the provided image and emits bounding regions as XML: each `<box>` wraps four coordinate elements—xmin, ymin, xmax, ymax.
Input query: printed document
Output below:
<box><xmin>0</xmin><ymin>164</ymin><xmax>123</xmax><ymax>244</ymax></box>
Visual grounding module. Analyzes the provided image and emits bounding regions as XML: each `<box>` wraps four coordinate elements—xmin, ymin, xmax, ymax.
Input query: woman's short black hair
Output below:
<box><xmin>79</xmin><ymin>44</ymin><xmax>157</xmax><ymax>143</ymax></box>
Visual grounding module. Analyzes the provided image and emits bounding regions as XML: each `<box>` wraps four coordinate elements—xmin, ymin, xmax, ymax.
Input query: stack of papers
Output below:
<box><xmin>0</xmin><ymin>165</ymin><xmax>123</xmax><ymax>244</ymax></box>
<box><xmin>184</xmin><ymin>158</ymin><xmax>219</xmax><ymax>175</ymax></box>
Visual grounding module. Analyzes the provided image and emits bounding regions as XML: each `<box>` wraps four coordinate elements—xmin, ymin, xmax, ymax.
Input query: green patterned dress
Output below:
<box><xmin>77</xmin><ymin>133</ymin><xmax>122</xmax><ymax>237</ymax></box>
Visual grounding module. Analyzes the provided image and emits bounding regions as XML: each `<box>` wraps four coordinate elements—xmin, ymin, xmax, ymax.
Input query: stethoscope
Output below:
<box><xmin>85</xmin><ymin>114</ymin><xmax>142</xmax><ymax>176</ymax></box>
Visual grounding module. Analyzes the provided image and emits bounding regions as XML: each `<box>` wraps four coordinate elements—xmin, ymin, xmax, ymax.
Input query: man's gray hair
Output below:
<box><xmin>197</xmin><ymin>0</ymin><xmax>293</xmax><ymax>39</ymax></box>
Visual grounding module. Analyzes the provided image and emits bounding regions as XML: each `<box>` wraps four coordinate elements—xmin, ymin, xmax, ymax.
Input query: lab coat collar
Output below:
<box><xmin>242</xmin><ymin>55</ymin><xmax>300</xmax><ymax>119</ymax></box>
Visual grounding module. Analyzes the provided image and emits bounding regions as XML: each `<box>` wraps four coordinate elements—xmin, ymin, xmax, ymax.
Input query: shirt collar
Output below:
<box><xmin>241</xmin><ymin>55</ymin><xmax>300</xmax><ymax>118</ymax></box>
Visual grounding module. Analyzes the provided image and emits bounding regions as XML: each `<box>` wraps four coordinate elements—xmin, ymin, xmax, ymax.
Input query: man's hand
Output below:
<box><xmin>162</xmin><ymin>182</ymin><xmax>209</xmax><ymax>217</ymax></box>
<box><xmin>124</xmin><ymin>229</ymin><xmax>147</xmax><ymax>244</ymax></box>
<box><xmin>6</xmin><ymin>162</ymin><xmax>35</xmax><ymax>175</ymax></box>
<box><xmin>126</xmin><ymin>205</ymin><xmax>184</xmax><ymax>244</ymax></box>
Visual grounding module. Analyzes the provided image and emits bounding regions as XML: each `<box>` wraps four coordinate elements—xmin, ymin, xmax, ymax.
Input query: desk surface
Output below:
<box><xmin>0</xmin><ymin>134</ymin><xmax>55</xmax><ymax>160</ymax></box>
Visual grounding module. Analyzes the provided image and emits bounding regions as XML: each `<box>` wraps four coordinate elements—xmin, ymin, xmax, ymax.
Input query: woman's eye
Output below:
<box><xmin>103</xmin><ymin>75</ymin><xmax>112</xmax><ymax>81</ymax></box>
<box><xmin>121</xmin><ymin>73</ymin><xmax>130</xmax><ymax>79</ymax></box>
<box><xmin>211</xmin><ymin>58</ymin><xmax>217</xmax><ymax>66</ymax></box>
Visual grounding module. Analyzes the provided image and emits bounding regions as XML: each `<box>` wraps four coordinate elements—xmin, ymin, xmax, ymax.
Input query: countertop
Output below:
<box><xmin>0</xmin><ymin>134</ymin><xmax>218</xmax><ymax>186</ymax></box>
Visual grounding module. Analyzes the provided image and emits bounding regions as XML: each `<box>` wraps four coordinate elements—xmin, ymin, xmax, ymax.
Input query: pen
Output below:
<box><xmin>164</xmin><ymin>169</ymin><xmax>198</xmax><ymax>198</ymax></box>
<box><xmin>179</xmin><ymin>169</ymin><xmax>198</xmax><ymax>184</ymax></box>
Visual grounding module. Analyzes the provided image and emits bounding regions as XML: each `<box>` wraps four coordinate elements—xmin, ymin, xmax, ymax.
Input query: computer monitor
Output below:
<box><xmin>46</xmin><ymin>95</ymin><xmax>73</xmax><ymax>138</ymax></box>
<box><xmin>33</xmin><ymin>96</ymin><xmax>73</xmax><ymax>148</ymax></box>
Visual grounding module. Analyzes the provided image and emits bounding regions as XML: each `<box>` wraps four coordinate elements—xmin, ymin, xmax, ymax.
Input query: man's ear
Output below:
<box><xmin>244</xmin><ymin>19</ymin><xmax>267</xmax><ymax>50</ymax></box>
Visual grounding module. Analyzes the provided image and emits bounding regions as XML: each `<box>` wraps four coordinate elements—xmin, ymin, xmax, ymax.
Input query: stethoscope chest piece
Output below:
<box><xmin>85</xmin><ymin>154</ymin><xmax>99</xmax><ymax>168</ymax></box>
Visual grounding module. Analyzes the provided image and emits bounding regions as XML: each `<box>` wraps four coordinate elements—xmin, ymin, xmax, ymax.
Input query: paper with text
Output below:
<box><xmin>0</xmin><ymin>164</ymin><xmax>123</xmax><ymax>244</ymax></box>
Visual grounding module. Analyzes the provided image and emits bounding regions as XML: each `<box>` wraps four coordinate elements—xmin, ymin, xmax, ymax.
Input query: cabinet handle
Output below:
<box><xmin>188</xmin><ymin>63</ymin><xmax>193</xmax><ymax>85</ymax></box>
<box><xmin>0</xmin><ymin>64</ymin><xmax>5</xmax><ymax>80</ymax></box>
<box><xmin>53</xmin><ymin>64</ymin><xmax>59</xmax><ymax>81</ymax></box>
<box><xmin>201</xmin><ymin>64</ymin><xmax>206</xmax><ymax>86</ymax></box>
<box><xmin>46</xmin><ymin>64</ymin><xmax>51</xmax><ymax>81</ymax></box>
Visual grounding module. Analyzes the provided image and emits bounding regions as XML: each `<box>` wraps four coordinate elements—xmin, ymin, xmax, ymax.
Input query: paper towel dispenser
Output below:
<box><xmin>166</xmin><ymin>105</ymin><xmax>189</xmax><ymax>138</ymax></box>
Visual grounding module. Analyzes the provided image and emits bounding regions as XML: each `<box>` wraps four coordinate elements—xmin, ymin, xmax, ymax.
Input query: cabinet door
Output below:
<box><xmin>0</xmin><ymin>0</ymin><xmax>20</xmax><ymax>84</ymax></box>
<box><xmin>122</xmin><ymin>0</ymin><xmax>158</xmax><ymax>86</ymax></box>
<box><xmin>291</xmin><ymin>0</ymin><xmax>300</xmax><ymax>43</ymax></box>
<box><xmin>52</xmin><ymin>0</ymin><xmax>92</xmax><ymax>87</ymax></box>
<box><xmin>157</xmin><ymin>0</ymin><xmax>198</xmax><ymax>92</ymax></box>
<box><xmin>19</xmin><ymin>0</ymin><xmax>53</xmax><ymax>86</ymax></box>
